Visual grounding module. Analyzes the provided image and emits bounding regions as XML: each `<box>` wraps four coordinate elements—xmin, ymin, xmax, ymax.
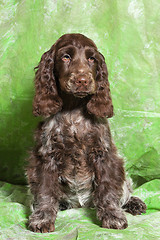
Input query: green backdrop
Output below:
<box><xmin>0</xmin><ymin>0</ymin><xmax>160</xmax><ymax>239</ymax></box>
<box><xmin>1</xmin><ymin>0</ymin><xmax>160</xmax><ymax>185</ymax></box>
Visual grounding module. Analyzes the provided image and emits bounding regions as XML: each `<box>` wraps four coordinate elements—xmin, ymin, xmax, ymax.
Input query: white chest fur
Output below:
<box><xmin>39</xmin><ymin>109</ymin><xmax>109</xmax><ymax>208</ymax></box>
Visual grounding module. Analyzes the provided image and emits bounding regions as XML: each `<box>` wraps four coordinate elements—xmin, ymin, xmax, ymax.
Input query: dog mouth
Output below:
<box><xmin>72</xmin><ymin>85</ymin><xmax>96</xmax><ymax>98</ymax></box>
<box><xmin>66</xmin><ymin>75</ymin><xmax>96</xmax><ymax>98</ymax></box>
<box><xmin>73</xmin><ymin>91</ymin><xmax>90</xmax><ymax>98</ymax></box>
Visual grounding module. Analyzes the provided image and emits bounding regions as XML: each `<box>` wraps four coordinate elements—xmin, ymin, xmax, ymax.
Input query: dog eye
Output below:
<box><xmin>62</xmin><ymin>54</ymin><xmax>71</xmax><ymax>63</ymax></box>
<box><xmin>88</xmin><ymin>57</ymin><xmax>95</xmax><ymax>63</ymax></box>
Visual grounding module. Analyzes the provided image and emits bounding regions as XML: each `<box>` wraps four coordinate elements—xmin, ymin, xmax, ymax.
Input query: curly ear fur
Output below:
<box><xmin>33</xmin><ymin>45</ymin><xmax>63</xmax><ymax>117</ymax></box>
<box><xmin>87</xmin><ymin>53</ymin><xmax>114</xmax><ymax>118</ymax></box>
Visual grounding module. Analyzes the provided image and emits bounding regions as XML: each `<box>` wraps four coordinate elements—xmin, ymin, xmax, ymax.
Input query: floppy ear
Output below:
<box><xmin>33</xmin><ymin>44</ymin><xmax>63</xmax><ymax>117</ymax></box>
<box><xmin>87</xmin><ymin>53</ymin><xmax>114</xmax><ymax>118</ymax></box>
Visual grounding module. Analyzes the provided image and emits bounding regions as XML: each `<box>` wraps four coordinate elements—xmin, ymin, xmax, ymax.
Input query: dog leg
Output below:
<box><xmin>90</xmin><ymin>147</ymin><xmax>128</xmax><ymax>229</ymax></box>
<box><xmin>26</xmin><ymin>152</ymin><xmax>60</xmax><ymax>233</ymax></box>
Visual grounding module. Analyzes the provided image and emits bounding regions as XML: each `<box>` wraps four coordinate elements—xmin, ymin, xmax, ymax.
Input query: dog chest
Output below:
<box><xmin>38</xmin><ymin>110</ymin><xmax>109</xmax><ymax>207</ymax></box>
<box><xmin>59</xmin><ymin>168</ymin><xmax>94</xmax><ymax>208</ymax></box>
<box><xmin>40</xmin><ymin>110</ymin><xmax>97</xmax><ymax>207</ymax></box>
<box><xmin>42</xmin><ymin>109</ymin><xmax>96</xmax><ymax>143</ymax></box>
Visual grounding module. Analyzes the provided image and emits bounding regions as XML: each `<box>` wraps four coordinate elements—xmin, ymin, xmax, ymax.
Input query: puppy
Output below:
<box><xmin>26</xmin><ymin>33</ymin><xmax>146</xmax><ymax>233</ymax></box>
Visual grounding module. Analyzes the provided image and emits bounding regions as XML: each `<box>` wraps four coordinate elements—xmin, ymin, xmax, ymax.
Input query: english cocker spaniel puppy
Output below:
<box><xmin>26</xmin><ymin>33</ymin><xmax>146</xmax><ymax>233</ymax></box>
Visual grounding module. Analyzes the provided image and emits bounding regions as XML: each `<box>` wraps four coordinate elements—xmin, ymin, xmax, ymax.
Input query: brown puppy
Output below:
<box><xmin>26</xmin><ymin>33</ymin><xmax>146</xmax><ymax>233</ymax></box>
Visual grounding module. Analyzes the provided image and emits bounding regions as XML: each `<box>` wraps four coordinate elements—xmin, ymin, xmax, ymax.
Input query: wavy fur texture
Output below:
<box><xmin>26</xmin><ymin>34</ymin><xmax>146</xmax><ymax>233</ymax></box>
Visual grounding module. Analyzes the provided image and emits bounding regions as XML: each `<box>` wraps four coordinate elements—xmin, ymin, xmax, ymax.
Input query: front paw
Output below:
<box><xmin>102</xmin><ymin>211</ymin><xmax>128</xmax><ymax>230</ymax></box>
<box><xmin>29</xmin><ymin>209</ymin><xmax>56</xmax><ymax>233</ymax></box>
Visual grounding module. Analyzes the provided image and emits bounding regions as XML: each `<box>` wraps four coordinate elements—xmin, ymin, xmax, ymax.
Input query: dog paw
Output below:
<box><xmin>102</xmin><ymin>211</ymin><xmax>128</xmax><ymax>230</ymax></box>
<box><xmin>29</xmin><ymin>209</ymin><xmax>55</xmax><ymax>233</ymax></box>
<box><xmin>122</xmin><ymin>196</ymin><xmax>147</xmax><ymax>215</ymax></box>
<box><xmin>29</xmin><ymin>221</ymin><xmax>55</xmax><ymax>233</ymax></box>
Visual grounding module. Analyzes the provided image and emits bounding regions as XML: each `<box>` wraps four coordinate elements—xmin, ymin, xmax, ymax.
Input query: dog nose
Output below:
<box><xmin>75</xmin><ymin>76</ymin><xmax>89</xmax><ymax>87</ymax></box>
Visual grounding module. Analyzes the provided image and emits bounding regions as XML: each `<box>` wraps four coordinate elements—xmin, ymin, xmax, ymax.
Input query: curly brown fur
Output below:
<box><xmin>26</xmin><ymin>33</ymin><xmax>146</xmax><ymax>233</ymax></box>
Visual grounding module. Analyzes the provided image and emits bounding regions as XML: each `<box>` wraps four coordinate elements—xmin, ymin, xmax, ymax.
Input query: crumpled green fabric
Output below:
<box><xmin>0</xmin><ymin>180</ymin><xmax>160</xmax><ymax>239</ymax></box>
